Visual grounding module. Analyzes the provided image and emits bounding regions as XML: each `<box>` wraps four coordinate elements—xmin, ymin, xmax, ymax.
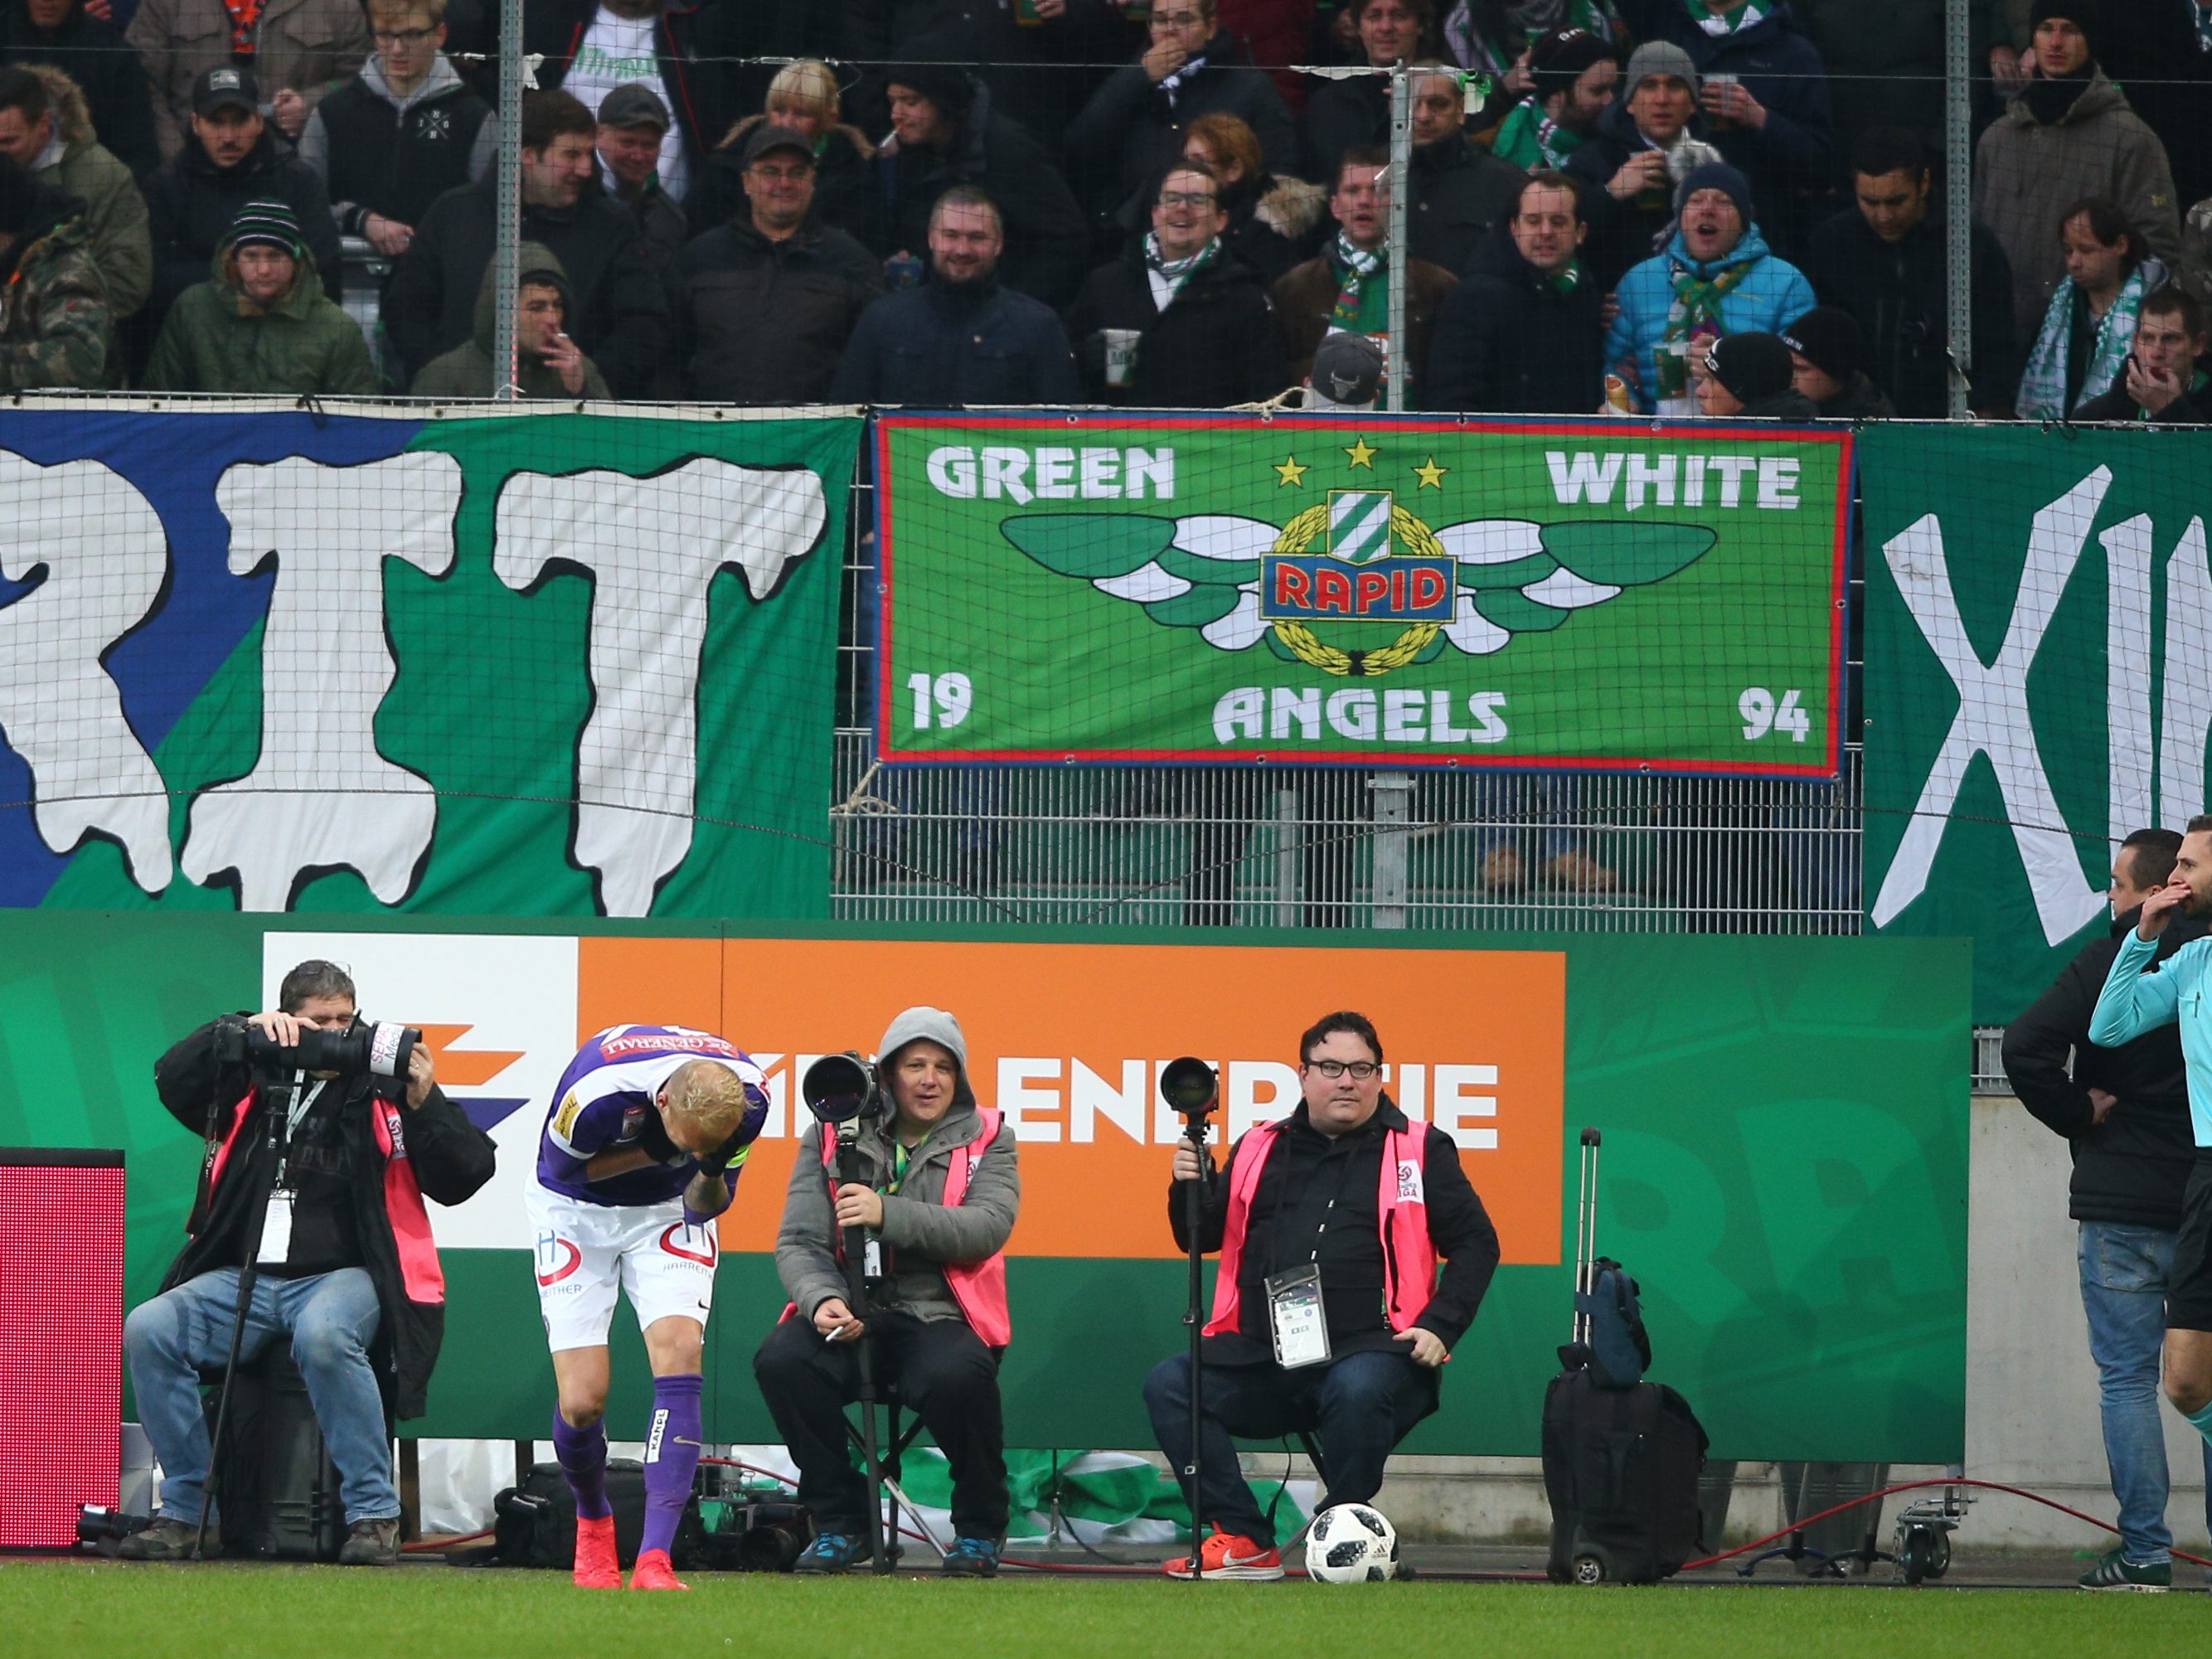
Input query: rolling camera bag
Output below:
<box><xmin>1540</xmin><ymin>1129</ymin><xmax>1709</xmax><ymax>1585</ymax></box>
<box><xmin>206</xmin><ymin>1346</ymin><xmax>351</xmax><ymax>1562</ymax></box>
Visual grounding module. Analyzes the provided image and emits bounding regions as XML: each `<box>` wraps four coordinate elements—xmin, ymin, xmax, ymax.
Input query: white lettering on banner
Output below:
<box><xmin>1433</xmin><ymin>1065</ymin><xmax>1500</xmax><ymax>1149</ymax></box>
<box><xmin>1215</xmin><ymin>688</ymin><xmax>1507</xmax><ymax>746</ymax></box>
<box><xmin>924</xmin><ymin>446</ymin><xmax>1176</xmax><ymax>501</ymax></box>
<box><xmin>494</xmin><ymin>461</ymin><xmax>825</xmax><ymax>917</ymax></box>
<box><xmin>183</xmin><ymin>454</ymin><xmax>463</xmax><ymax>909</ymax></box>
<box><xmin>0</xmin><ymin>454</ymin><xmax>174</xmax><ymax>892</ymax></box>
<box><xmin>1545</xmin><ymin>451</ymin><xmax>1783</xmax><ymax>510</ymax></box>
<box><xmin>2103</xmin><ymin>517</ymin><xmax>2155</xmax><ymax>849</ymax></box>
<box><xmin>2163</xmin><ymin>521</ymin><xmax>2212</xmax><ymax>824</ymax></box>
<box><xmin>1069</xmin><ymin>1058</ymin><xmax>1147</xmax><ymax>1143</ymax></box>
<box><xmin>1226</xmin><ymin>1060</ymin><xmax>1302</xmax><ymax>1139</ymax></box>
<box><xmin>1869</xmin><ymin>470</ymin><xmax>2110</xmax><ymax>942</ymax></box>
<box><xmin>999</xmin><ymin>1057</ymin><xmax>1064</xmax><ymax>1142</ymax></box>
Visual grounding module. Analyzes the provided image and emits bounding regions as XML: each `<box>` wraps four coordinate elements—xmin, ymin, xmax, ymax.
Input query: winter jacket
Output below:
<box><xmin>145</xmin><ymin>243</ymin><xmax>374</xmax><ymax>393</ymax></box>
<box><xmin>774</xmin><ymin>1007</ymin><xmax>1017</xmax><ymax>1330</ymax></box>
<box><xmin>1973</xmin><ymin>70</ymin><xmax>2186</xmax><ymax>345</ymax></box>
<box><xmin>381</xmin><ymin>175</ymin><xmax>670</xmax><ymax>397</ymax></box>
<box><xmin>1812</xmin><ymin>370</ymin><xmax>1894</xmax><ymax>420</ymax></box>
<box><xmin>143</xmin><ymin>129</ymin><xmax>342</xmax><ymax>321</ymax></box>
<box><xmin>1803</xmin><ymin>203</ymin><xmax>2020</xmax><ymax>417</ymax></box>
<box><xmin>1407</xmin><ymin>133</ymin><xmax>1527</xmax><ymax>279</ymax></box>
<box><xmin>126</xmin><ymin>0</ymin><xmax>369</xmax><ymax>163</ymax></box>
<box><xmin>870</xmin><ymin>81</ymin><xmax>1089</xmax><ymax>310</ymax></box>
<box><xmin>1609</xmin><ymin>0</ymin><xmax>1834</xmax><ymax>260</ymax></box>
<box><xmin>1604</xmin><ymin>224</ymin><xmax>1817</xmax><ymax>415</ymax></box>
<box><xmin>690</xmin><ymin>115</ymin><xmax>881</xmax><ymax>255</ymax></box>
<box><xmin>1064</xmin><ymin>27</ymin><xmax>1298</xmax><ymax>222</ymax></box>
<box><xmin>1063</xmin><ymin>239</ymin><xmax>1288</xmax><ymax>407</ymax></box>
<box><xmin>26</xmin><ymin>68</ymin><xmax>153</xmax><ymax>320</ymax></box>
<box><xmin>2003</xmin><ymin>910</ymin><xmax>2203</xmax><ymax>1230</ymax></box>
<box><xmin>523</xmin><ymin>0</ymin><xmax>739</xmax><ymax>185</ymax></box>
<box><xmin>0</xmin><ymin>196</ymin><xmax>111</xmax><ymax>390</ymax></box>
<box><xmin>1564</xmin><ymin>97</ymin><xmax>1715</xmax><ymax>288</ymax></box>
<box><xmin>0</xmin><ymin>0</ymin><xmax>158</xmax><ymax>176</ymax></box>
<box><xmin>152</xmin><ymin>1018</ymin><xmax>497</xmax><ymax>1419</ymax></box>
<box><xmin>1788</xmin><ymin>0</ymin><xmax>1989</xmax><ymax>151</ymax></box>
<box><xmin>410</xmin><ymin>242</ymin><xmax>611</xmax><ymax>400</ymax></box>
<box><xmin>677</xmin><ymin>215</ymin><xmax>883</xmax><ymax>404</ymax></box>
<box><xmin>1219</xmin><ymin>171</ymin><xmax>1326</xmax><ymax>285</ymax></box>
<box><xmin>2073</xmin><ymin>371</ymin><xmax>2212</xmax><ymax>427</ymax></box>
<box><xmin>1298</xmin><ymin>69</ymin><xmax>1385</xmax><ymax>189</ymax></box>
<box><xmin>1273</xmin><ymin>247</ymin><xmax>1459</xmax><ymax>404</ymax></box>
<box><xmin>296</xmin><ymin>55</ymin><xmax>491</xmax><ymax>235</ymax></box>
<box><xmin>1425</xmin><ymin>223</ymin><xmax>1606</xmax><ymax>415</ymax></box>
<box><xmin>1171</xmin><ymin>1098</ymin><xmax>1501</xmax><ymax>1362</ymax></box>
<box><xmin>832</xmin><ymin>275</ymin><xmax>1080</xmax><ymax>405</ymax></box>
<box><xmin>1734</xmin><ymin>386</ymin><xmax>1819</xmax><ymax>420</ymax></box>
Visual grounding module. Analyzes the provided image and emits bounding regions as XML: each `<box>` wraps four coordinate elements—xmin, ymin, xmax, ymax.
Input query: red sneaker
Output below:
<box><xmin>628</xmin><ymin>1548</ymin><xmax>691</xmax><ymax>1591</ymax></box>
<box><xmin>1161</xmin><ymin>1528</ymin><xmax>1284</xmax><ymax>1581</ymax></box>
<box><xmin>572</xmin><ymin>1513</ymin><xmax>620</xmax><ymax>1589</ymax></box>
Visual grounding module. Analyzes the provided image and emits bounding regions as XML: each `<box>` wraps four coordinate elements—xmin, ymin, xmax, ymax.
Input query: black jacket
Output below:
<box><xmin>2073</xmin><ymin>373</ymin><xmax>2212</xmax><ymax>428</ymax></box>
<box><xmin>523</xmin><ymin>0</ymin><xmax>735</xmax><ymax>180</ymax></box>
<box><xmin>308</xmin><ymin>72</ymin><xmax>491</xmax><ymax>235</ymax></box>
<box><xmin>1425</xmin><ymin>224</ymin><xmax>1605</xmax><ymax>415</ymax></box>
<box><xmin>1062</xmin><ymin>240</ymin><xmax>1288</xmax><ymax>407</ymax></box>
<box><xmin>381</xmin><ymin>176</ymin><xmax>670</xmax><ymax>396</ymax></box>
<box><xmin>1814</xmin><ymin>370</ymin><xmax>1894</xmax><ymax>420</ymax></box>
<box><xmin>153</xmin><ymin>1019</ymin><xmax>497</xmax><ymax>1419</ymax></box>
<box><xmin>1736</xmin><ymin>386</ymin><xmax>1820</xmax><ymax>419</ymax></box>
<box><xmin>143</xmin><ymin>130</ymin><xmax>343</xmax><ymax>323</ymax></box>
<box><xmin>0</xmin><ymin>0</ymin><xmax>158</xmax><ymax>177</ymax></box>
<box><xmin>1803</xmin><ymin>205</ymin><xmax>2019</xmax><ymax>418</ymax></box>
<box><xmin>832</xmin><ymin>276</ymin><xmax>1081</xmax><ymax>405</ymax></box>
<box><xmin>1170</xmin><ymin>1099</ymin><xmax>1501</xmax><ymax>1362</ymax></box>
<box><xmin>689</xmin><ymin>117</ymin><xmax>882</xmax><ymax>256</ymax></box>
<box><xmin>1407</xmin><ymin>135</ymin><xmax>1527</xmax><ymax>279</ymax></box>
<box><xmin>2002</xmin><ymin>910</ymin><xmax>2202</xmax><ymax>1229</ymax></box>
<box><xmin>871</xmin><ymin>81</ymin><xmax>1089</xmax><ymax>310</ymax></box>
<box><xmin>1564</xmin><ymin>99</ymin><xmax>1695</xmax><ymax>289</ymax></box>
<box><xmin>678</xmin><ymin>216</ymin><xmax>883</xmax><ymax>404</ymax></box>
<box><xmin>1298</xmin><ymin>70</ymin><xmax>1385</xmax><ymax>189</ymax></box>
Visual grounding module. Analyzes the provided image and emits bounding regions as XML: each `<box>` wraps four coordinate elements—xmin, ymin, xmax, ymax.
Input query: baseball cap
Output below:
<box><xmin>741</xmin><ymin>123</ymin><xmax>815</xmax><ymax>167</ymax></box>
<box><xmin>193</xmin><ymin>65</ymin><xmax>260</xmax><ymax>117</ymax></box>
<box><xmin>598</xmin><ymin>84</ymin><xmax>670</xmax><ymax>132</ymax></box>
<box><xmin>1308</xmin><ymin>332</ymin><xmax>1384</xmax><ymax>409</ymax></box>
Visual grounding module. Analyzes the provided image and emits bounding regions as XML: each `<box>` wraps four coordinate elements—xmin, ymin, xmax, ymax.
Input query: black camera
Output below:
<box><xmin>800</xmin><ymin>1052</ymin><xmax>880</xmax><ymax>1125</ymax></box>
<box><xmin>77</xmin><ymin>1503</ymin><xmax>153</xmax><ymax>1545</ymax></box>
<box><xmin>215</xmin><ymin>1014</ymin><xmax>422</xmax><ymax>1090</ymax></box>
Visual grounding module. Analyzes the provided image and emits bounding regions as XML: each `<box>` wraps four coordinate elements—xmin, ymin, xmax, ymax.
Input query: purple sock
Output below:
<box><xmin>552</xmin><ymin>1409</ymin><xmax>612</xmax><ymax>1522</ymax></box>
<box><xmin>641</xmin><ymin>1372</ymin><xmax>703</xmax><ymax>1558</ymax></box>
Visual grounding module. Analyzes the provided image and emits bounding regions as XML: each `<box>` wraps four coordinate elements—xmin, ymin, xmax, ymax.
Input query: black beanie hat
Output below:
<box><xmin>1705</xmin><ymin>332</ymin><xmax>1796</xmax><ymax>404</ymax></box>
<box><xmin>885</xmin><ymin>54</ymin><xmax>976</xmax><ymax>122</ymax></box>
<box><xmin>1529</xmin><ymin>27</ymin><xmax>1616</xmax><ymax>99</ymax></box>
<box><xmin>2029</xmin><ymin>1</ymin><xmax>2101</xmax><ymax>51</ymax></box>
<box><xmin>1780</xmin><ymin>307</ymin><xmax>1860</xmax><ymax>383</ymax></box>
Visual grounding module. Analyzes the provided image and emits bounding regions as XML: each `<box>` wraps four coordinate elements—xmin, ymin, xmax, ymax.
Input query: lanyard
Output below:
<box><xmin>272</xmin><ymin>1074</ymin><xmax>327</xmax><ymax>1191</ymax></box>
<box><xmin>881</xmin><ymin>1141</ymin><xmax>913</xmax><ymax>1196</ymax></box>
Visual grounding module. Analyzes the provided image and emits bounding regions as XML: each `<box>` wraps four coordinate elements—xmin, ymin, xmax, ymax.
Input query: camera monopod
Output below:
<box><xmin>799</xmin><ymin>1052</ymin><xmax>897</xmax><ymax>1575</ymax></box>
<box><xmin>1159</xmin><ymin>1055</ymin><xmax>1220</xmax><ymax>1581</ymax></box>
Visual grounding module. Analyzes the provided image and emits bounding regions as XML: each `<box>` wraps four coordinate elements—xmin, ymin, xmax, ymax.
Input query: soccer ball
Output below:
<box><xmin>1303</xmin><ymin>1503</ymin><xmax>1399</xmax><ymax>1583</ymax></box>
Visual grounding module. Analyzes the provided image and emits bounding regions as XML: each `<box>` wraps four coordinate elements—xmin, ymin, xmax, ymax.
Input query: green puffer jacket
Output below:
<box><xmin>0</xmin><ymin>211</ymin><xmax>113</xmax><ymax>391</ymax></box>
<box><xmin>143</xmin><ymin>249</ymin><xmax>377</xmax><ymax>395</ymax></box>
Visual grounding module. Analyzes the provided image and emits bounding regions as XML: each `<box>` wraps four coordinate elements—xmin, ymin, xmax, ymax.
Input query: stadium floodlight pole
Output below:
<box><xmin>1385</xmin><ymin>62</ymin><xmax>1410</xmax><ymax>413</ymax></box>
<box><xmin>490</xmin><ymin>0</ymin><xmax>526</xmax><ymax>400</ymax></box>
<box><xmin>1943</xmin><ymin>0</ymin><xmax>1972</xmax><ymax>420</ymax></box>
<box><xmin>1160</xmin><ymin>1057</ymin><xmax>1220</xmax><ymax>1580</ymax></box>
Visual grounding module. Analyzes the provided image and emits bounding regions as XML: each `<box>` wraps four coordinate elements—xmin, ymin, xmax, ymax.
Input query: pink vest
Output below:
<box><xmin>1202</xmin><ymin>1119</ymin><xmax>1435</xmax><ymax>1340</ymax></box>
<box><xmin>803</xmin><ymin>1108</ymin><xmax>1013</xmax><ymax>1348</ymax></box>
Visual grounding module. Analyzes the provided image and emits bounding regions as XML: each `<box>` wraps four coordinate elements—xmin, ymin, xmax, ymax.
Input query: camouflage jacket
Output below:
<box><xmin>0</xmin><ymin>216</ymin><xmax>114</xmax><ymax>392</ymax></box>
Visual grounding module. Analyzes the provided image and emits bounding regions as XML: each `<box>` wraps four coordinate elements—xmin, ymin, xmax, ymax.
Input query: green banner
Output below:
<box><xmin>0</xmin><ymin>407</ymin><xmax>860</xmax><ymax>920</ymax></box>
<box><xmin>1</xmin><ymin>912</ymin><xmax>1967</xmax><ymax>1463</ymax></box>
<box><xmin>876</xmin><ymin>413</ymin><xmax>1851</xmax><ymax>774</ymax></box>
<box><xmin>1862</xmin><ymin>424</ymin><xmax>2212</xmax><ymax>1021</ymax></box>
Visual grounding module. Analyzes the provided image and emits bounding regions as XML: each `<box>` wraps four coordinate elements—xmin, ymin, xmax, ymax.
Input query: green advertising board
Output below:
<box><xmin>876</xmin><ymin>413</ymin><xmax>1851</xmax><ymax>775</ymax></box>
<box><xmin>1861</xmin><ymin>423</ymin><xmax>2212</xmax><ymax>1021</ymax></box>
<box><xmin>0</xmin><ymin>912</ymin><xmax>1967</xmax><ymax>1463</ymax></box>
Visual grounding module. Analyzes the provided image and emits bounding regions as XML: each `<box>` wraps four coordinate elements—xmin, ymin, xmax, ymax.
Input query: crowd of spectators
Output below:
<box><xmin>0</xmin><ymin>0</ymin><xmax>2206</xmax><ymax>419</ymax></box>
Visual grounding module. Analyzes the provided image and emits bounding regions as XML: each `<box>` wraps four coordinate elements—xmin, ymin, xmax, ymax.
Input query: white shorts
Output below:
<box><xmin>526</xmin><ymin>1182</ymin><xmax>719</xmax><ymax>1352</ymax></box>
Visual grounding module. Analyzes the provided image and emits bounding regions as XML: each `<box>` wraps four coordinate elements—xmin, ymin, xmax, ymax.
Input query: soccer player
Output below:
<box><xmin>528</xmin><ymin>1023</ymin><xmax>768</xmax><ymax>1590</ymax></box>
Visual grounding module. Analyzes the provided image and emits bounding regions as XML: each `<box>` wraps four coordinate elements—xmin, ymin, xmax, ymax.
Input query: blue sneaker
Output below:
<box><xmin>942</xmin><ymin>1536</ymin><xmax>1002</xmax><ymax>1577</ymax></box>
<box><xmin>793</xmin><ymin>1532</ymin><xmax>871</xmax><ymax>1574</ymax></box>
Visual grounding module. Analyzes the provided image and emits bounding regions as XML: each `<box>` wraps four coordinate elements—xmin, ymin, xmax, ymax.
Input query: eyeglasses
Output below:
<box><xmin>1305</xmin><ymin>1060</ymin><xmax>1380</xmax><ymax>1080</ymax></box>
<box><xmin>371</xmin><ymin>26</ymin><xmax>436</xmax><ymax>44</ymax></box>
<box><xmin>1157</xmin><ymin>189</ymin><xmax>1217</xmax><ymax>208</ymax></box>
<box><xmin>749</xmin><ymin>164</ymin><xmax>812</xmax><ymax>182</ymax></box>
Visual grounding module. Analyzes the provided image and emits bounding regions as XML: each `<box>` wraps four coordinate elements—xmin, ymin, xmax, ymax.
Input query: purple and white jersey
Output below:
<box><xmin>534</xmin><ymin>1024</ymin><xmax>769</xmax><ymax>1207</ymax></box>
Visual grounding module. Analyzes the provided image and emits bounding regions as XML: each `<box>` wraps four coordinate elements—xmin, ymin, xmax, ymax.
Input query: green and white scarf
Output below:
<box><xmin>1691</xmin><ymin>0</ymin><xmax>1771</xmax><ymax>37</ymax></box>
<box><xmin>2017</xmin><ymin>262</ymin><xmax>2159</xmax><ymax>420</ymax></box>
<box><xmin>1328</xmin><ymin>232</ymin><xmax>1385</xmax><ymax>330</ymax></box>
<box><xmin>1446</xmin><ymin>0</ymin><xmax>1617</xmax><ymax>76</ymax></box>
<box><xmin>1142</xmin><ymin>231</ymin><xmax>1220</xmax><ymax>307</ymax></box>
<box><xmin>1657</xmin><ymin>253</ymin><xmax>1754</xmax><ymax>401</ymax></box>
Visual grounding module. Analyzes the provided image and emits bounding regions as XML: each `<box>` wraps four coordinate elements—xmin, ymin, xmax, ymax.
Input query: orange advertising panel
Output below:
<box><xmin>578</xmin><ymin>937</ymin><xmax>1564</xmax><ymax>1265</ymax></box>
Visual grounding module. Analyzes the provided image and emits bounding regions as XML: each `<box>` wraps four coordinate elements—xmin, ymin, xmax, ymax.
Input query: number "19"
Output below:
<box><xmin>907</xmin><ymin>672</ymin><xmax>973</xmax><ymax>730</ymax></box>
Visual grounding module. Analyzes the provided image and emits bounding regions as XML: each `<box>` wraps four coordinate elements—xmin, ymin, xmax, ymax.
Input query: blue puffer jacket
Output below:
<box><xmin>1603</xmin><ymin>222</ymin><xmax>1816</xmax><ymax>413</ymax></box>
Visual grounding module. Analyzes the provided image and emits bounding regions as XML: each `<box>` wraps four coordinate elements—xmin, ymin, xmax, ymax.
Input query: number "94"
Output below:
<box><xmin>1739</xmin><ymin>686</ymin><xmax>1809</xmax><ymax>742</ymax></box>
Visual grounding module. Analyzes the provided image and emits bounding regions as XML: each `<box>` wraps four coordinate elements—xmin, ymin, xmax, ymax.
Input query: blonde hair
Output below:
<box><xmin>662</xmin><ymin>1060</ymin><xmax>751</xmax><ymax>1148</ymax></box>
<box><xmin>766</xmin><ymin>60</ymin><xmax>839</xmax><ymax>125</ymax></box>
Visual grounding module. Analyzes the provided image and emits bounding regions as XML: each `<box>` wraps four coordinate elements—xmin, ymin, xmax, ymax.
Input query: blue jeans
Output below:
<box><xmin>2079</xmin><ymin>1221</ymin><xmax>2212</xmax><ymax>1563</ymax></box>
<box><xmin>1142</xmin><ymin>1348</ymin><xmax>1438</xmax><ymax>1549</ymax></box>
<box><xmin>124</xmin><ymin>1266</ymin><xmax>396</xmax><ymax>1526</ymax></box>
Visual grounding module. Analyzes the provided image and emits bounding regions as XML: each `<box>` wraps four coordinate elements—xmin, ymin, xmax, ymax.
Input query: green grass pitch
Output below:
<box><xmin>2</xmin><ymin>1564</ymin><xmax>2206</xmax><ymax>1658</ymax></box>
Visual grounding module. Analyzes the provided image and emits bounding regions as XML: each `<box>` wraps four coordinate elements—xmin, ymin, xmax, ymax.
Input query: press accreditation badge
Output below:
<box><xmin>1265</xmin><ymin>1265</ymin><xmax>1331</xmax><ymax>1369</ymax></box>
<box><xmin>258</xmin><ymin>1190</ymin><xmax>294</xmax><ymax>1266</ymax></box>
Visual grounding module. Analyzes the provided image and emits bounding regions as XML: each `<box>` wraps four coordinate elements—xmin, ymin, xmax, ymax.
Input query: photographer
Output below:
<box><xmin>120</xmin><ymin>960</ymin><xmax>495</xmax><ymax>1565</ymax></box>
<box><xmin>1143</xmin><ymin>1011</ymin><xmax>1500</xmax><ymax>1580</ymax></box>
<box><xmin>753</xmin><ymin>1007</ymin><xmax>1018</xmax><ymax>1578</ymax></box>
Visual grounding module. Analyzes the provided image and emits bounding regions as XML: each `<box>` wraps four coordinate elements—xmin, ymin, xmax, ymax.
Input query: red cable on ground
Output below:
<box><xmin>404</xmin><ymin>1528</ymin><xmax>492</xmax><ymax>1553</ymax></box>
<box><xmin>1681</xmin><ymin>1477</ymin><xmax>2212</xmax><ymax>1572</ymax></box>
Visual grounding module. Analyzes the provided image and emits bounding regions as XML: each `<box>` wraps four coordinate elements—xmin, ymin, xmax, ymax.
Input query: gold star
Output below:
<box><xmin>1344</xmin><ymin>437</ymin><xmax>1377</xmax><ymax>468</ymax></box>
<box><xmin>1414</xmin><ymin>456</ymin><xmax>1448</xmax><ymax>489</ymax></box>
<box><xmin>1273</xmin><ymin>454</ymin><xmax>1307</xmax><ymax>488</ymax></box>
